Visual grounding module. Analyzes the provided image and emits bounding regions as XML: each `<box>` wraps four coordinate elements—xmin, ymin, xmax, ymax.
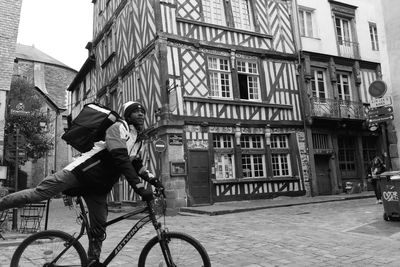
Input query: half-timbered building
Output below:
<box><xmin>68</xmin><ymin>0</ymin><xmax>309</xmax><ymax>208</ymax></box>
<box><xmin>294</xmin><ymin>0</ymin><xmax>392</xmax><ymax>195</ymax></box>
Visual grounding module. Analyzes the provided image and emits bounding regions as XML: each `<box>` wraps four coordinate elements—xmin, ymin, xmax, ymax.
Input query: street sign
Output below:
<box><xmin>370</xmin><ymin>96</ymin><xmax>392</xmax><ymax>108</ymax></box>
<box><xmin>368</xmin><ymin>114</ymin><xmax>394</xmax><ymax>124</ymax></box>
<box><xmin>368</xmin><ymin>106</ymin><xmax>394</xmax><ymax>118</ymax></box>
<box><xmin>154</xmin><ymin>139</ymin><xmax>167</xmax><ymax>153</ymax></box>
<box><xmin>368</xmin><ymin>80</ymin><xmax>387</xmax><ymax>98</ymax></box>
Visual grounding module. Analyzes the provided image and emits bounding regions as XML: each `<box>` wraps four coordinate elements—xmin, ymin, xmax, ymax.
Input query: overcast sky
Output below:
<box><xmin>17</xmin><ymin>0</ymin><xmax>93</xmax><ymax>71</ymax></box>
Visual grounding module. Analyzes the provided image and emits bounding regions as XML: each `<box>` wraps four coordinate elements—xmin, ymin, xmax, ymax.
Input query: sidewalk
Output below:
<box><xmin>180</xmin><ymin>191</ymin><xmax>376</xmax><ymax>216</ymax></box>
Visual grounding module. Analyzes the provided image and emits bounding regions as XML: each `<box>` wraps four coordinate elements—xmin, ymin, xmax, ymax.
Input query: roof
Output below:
<box><xmin>15</xmin><ymin>44</ymin><xmax>74</xmax><ymax>70</ymax></box>
<box><xmin>14</xmin><ymin>43</ymin><xmax>77</xmax><ymax>110</ymax></box>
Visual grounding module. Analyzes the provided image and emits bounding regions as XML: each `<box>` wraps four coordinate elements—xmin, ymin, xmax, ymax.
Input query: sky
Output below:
<box><xmin>17</xmin><ymin>0</ymin><xmax>93</xmax><ymax>71</ymax></box>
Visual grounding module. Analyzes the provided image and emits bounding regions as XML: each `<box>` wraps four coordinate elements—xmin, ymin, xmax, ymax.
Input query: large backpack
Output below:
<box><xmin>62</xmin><ymin>103</ymin><xmax>120</xmax><ymax>153</ymax></box>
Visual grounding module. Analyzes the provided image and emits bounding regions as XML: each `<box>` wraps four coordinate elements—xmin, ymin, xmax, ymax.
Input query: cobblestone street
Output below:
<box><xmin>2</xmin><ymin>197</ymin><xmax>400</xmax><ymax>266</ymax></box>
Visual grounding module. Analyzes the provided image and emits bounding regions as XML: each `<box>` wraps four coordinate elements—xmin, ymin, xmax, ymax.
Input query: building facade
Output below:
<box><xmin>12</xmin><ymin>44</ymin><xmax>77</xmax><ymax>188</ymax></box>
<box><xmin>381</xmin><ymin>0</ymin><xmax>400</xmax><ymax>170</ymax></box>
<box><xmin>293</xmin><ymin>0</ymin><xmax>392</xmax><ymax>195</ymax></box>
<box><xmin>0</xmin><ymin>0</ymin><xmax>22</xmax><ymax>168</ymax></box>
<box><xmin>68</xmin><ymin>0</ymin><xmax>311</xmax><ymax>208</ymax></box>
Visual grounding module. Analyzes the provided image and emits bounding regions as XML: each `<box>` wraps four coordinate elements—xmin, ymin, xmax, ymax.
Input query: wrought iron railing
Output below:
<box><xmin>337</xmin><ymin>39</ymin><xmax>360</xmax><ymax>59</ymax></box>
<box><xmin>309</xmin><ymin>97</ymin><xmax>365</xmax><ymax>120</ymax></box>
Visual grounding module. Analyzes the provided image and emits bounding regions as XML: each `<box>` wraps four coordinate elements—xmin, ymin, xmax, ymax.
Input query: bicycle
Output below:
<box><xmin>10</xmin><ymin>188</ymin><xmax>211</xmax><ymax>266</ymax></box>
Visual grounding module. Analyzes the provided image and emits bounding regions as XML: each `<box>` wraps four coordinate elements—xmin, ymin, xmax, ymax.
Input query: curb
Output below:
<box><xmin>180</xmin><ymin>194</ymin><xmax>375</xmax><ymax>216</ymax></box>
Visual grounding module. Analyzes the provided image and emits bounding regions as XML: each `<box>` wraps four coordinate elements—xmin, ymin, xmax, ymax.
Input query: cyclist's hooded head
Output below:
<box><xmin>123</xmin><ymin>101</ymin><xmax>146</xmax><ymax>130</ymax></box>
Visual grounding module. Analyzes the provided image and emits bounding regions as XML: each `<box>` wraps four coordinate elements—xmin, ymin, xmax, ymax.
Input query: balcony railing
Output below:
<box><xmin>337</xmin><ymin>39</ymin><xmax>360</xmax><ymax>59</ymax></box>
<box><xmin>310</xmin><ymin>97</ymin><xmax>365</xmax><ymax>120</ymax></box>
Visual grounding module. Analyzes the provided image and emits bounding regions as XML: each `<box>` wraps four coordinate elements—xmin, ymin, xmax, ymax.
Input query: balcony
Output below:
<box><xmin>310</xmin><ymin>97</ymin><xmax>365</xmax><ymax>120</ymax></box>
<box><xmin>337</xmin><ymin>40</ymin><xmax>360</xmax><ymax>59</ymax></box>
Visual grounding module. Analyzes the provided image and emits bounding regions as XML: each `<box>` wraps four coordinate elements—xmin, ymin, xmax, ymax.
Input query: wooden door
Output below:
<box><xmin>188</xmin><ymin>151</ymin><xmax>210</xmax><ymax>205</ymax></box>
<box><xmin>315</xmin><ymin>155</ymin><xmax>331</xmax><ymax>195</ymax></box>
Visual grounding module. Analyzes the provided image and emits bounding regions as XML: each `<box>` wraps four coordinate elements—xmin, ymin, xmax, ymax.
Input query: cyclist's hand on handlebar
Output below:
<box><xmin>136</xmin><ymin>187</ymin><xmax>154</xmax><ymax>202</ymax></box>
<box><xmin>149</xmin><ymin>178</ymin><xmax>164</xmax><ymax>189</ymax></box>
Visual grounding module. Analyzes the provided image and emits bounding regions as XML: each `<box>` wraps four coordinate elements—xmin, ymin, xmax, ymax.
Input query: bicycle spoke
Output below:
<box><xmin>11</xmin><ymin>231</ymin><xmax>87</xmax><ymax>267</ymax></box>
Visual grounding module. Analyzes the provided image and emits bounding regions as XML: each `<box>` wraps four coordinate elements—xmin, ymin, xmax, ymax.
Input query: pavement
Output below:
<box><xmin>2</xmin><ymin>190</ymin><xmax>395</xmax><ymax>266</ymax></box>
<box><xmin>180</xmin><ymin>190</ymin><xmax>376</xmax><ymax>216</ymax></box>
<box><xmin>0</xmin><ymin>191</ymin><xmax>376</xmax><ymax>246</ymax></box>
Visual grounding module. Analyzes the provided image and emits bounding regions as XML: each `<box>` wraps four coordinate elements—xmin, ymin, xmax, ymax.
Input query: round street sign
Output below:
<box><xmin>154</xmin><ymin>139</ymin><xmax>167</xmax><ymax>153</ymax></box>
<box><xmin>368</xmin><ymin>80</ymin><xmax>387</xmax><ymax>98</ymax></box>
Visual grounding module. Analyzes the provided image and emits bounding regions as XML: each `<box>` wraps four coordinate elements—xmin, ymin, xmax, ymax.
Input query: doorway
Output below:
<box><xmin>315</xmin><ymin>155</ymin><xmax>332</xmax><ymax>195</ymax></box>
<box><xmin>188</xmin><ymin>151</ymin><xmax>210</xmax><ymax>205</ymax></box>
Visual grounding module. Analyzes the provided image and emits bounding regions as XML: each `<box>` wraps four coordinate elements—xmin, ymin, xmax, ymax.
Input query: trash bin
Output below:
<box><xmin>379</xmin><ymin>171</ymin><xmax>400</xmax><ymax>221</ymax></box>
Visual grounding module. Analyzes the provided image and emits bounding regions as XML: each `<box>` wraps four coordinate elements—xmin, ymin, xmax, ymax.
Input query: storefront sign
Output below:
<box><xmin>169</xmin><ymin>134</ymin><xmax>183</xmax><ymax>145</ymax></box>
<box><xmin>370</xmin><ymin>96</ymin><xmax>392</xmax><ymax>108</ymax></box>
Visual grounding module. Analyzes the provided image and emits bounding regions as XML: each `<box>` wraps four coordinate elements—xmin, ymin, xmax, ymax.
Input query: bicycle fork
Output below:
<box><xmin>157</xmin><ymin>229</ymin><xmax>176</xmax><ymax>267</ymax></box>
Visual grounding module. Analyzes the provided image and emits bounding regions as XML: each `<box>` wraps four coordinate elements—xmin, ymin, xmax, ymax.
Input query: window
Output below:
<box><xmin>203</xmin><ymin>0</ymin><xmax>226</xmax><ymax>26</ymax></box>
<box><xmin>240</xmin><ymin>135</ymin><xmax>265</xmax><ymax>178</ymax></box>
<box><xmin>338</xmin><ymin>136</ymin><xmax>356</xmax><ymax>176</ymax></box>
<box><xmin>74</xmin><ymin>87</ymin><xmax>80</xmax><ymax>106</ymax></box>
<box><xmin>213</xmin><ymin>134</ymin><xmax>235</xmax><ymax>179</ymax></box>
<box><xmin>202</xmin><ymin>0</ymin><xmax>253</xmax><ymax>31</ymax></box>
<box><xmin>337</xmin><ymin>73</ymin><xmax>351</xmax><ymax>101</ymax></box>
<box><xmin>237</xmin><ymin>60</ymin><xmax>260</xmax><ymax>100</ymax></box>
<box><xmin>369</xmin><ymin>22</ymin><xmax>379</xmax><ymax>51</ymax></box>
<box><xmin>208</xmin><ymin>56</ymin><xmax>232</xmax><ymax>98</ymax></box>
<box><xmin>299</xmin><ymin>8</ymin><xmax>314</xmax><ymax>37</ymax></box>
<box><xmin>335</xmin><ymin>17</ymin><xmax>352</xmax><ymax>46</ymax></box>
<box><xmin>231</xmin><ymin>0</ymin><xmax>253</xmax><ymax>31</ymax></box>
<box><xmin>311</xmin><ymin>70</ymin><xmax>326</xmax><ymax>99</ymax></box>
<box><xmin>270</xmin><ymin>135</ymin><xmax>292</xmax><ymax>177</ymax></box>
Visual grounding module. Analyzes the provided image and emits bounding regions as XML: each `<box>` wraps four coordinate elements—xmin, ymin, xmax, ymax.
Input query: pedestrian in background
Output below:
<box><xmin>370</xmin><ymin>155</ymin><xmax>386</xmax><ymax>204</ymax></box>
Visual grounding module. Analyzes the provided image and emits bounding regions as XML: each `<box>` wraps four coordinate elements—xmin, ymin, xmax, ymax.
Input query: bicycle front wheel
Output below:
<box><xmin>138</xmin><ymin>231</ymin><xmax>210</xmax><ymax>267</ymax></box>
<box><xmin>10</xmin><ymin>230</ymin><xmax>88</xmax><ymax>267</ymax></box>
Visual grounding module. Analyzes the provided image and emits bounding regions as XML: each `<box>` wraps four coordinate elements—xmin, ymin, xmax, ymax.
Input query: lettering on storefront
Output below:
<box><xmin>383</xmin><ymin>191</ymin><xmax>398</xmax><ymax>202</ymax></box>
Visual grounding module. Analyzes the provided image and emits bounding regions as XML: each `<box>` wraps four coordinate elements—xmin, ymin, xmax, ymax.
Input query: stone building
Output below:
<box><xmin>12</xmin><ymin>44</ymin><xmax>77</xmax><ymax>187</ymax></box>
<box><xmin>0</xmin><ymin>0</ymin><xmax>22</xmax><ymax>167</ymax></box>
<box><xmin>293</xmin><ymin>0</ymin><xmax>391</xmax><ymax>195</ymax></box>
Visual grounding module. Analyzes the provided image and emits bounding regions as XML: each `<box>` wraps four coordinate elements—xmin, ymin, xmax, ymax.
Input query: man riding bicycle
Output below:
<box><xmin>0</xmin><ymin>101</ymin><xmax>163</xmax><ymax>263</ymax></box>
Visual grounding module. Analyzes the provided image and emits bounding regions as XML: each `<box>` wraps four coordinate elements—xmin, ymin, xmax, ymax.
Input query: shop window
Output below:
<box><xmin>237</xmin><ymin>60</ymin><xmax>260</xmax><ymax>101</ymax></box>
<box><xmin>338</xmin><ymin>136</ymin><xmax>356</xmax><ymax>177</ymax></box>
<box><xmin>213</xmin><ymin>134</ymin><xmax>235</xmax><ymax>179</ymax></box>
<box><xmin>270</xmin><ymin>135</ymin><xmax>292</xmax><ymax>177</ymax></box>
<box><xmin>362</xmin><ymin>136</ymin><xmax>378</xmax><ymax>171</ymax></box>
<box><xmin>240</xmin><ymin>135</ymin><xmax>265</xmax><ymax>178</ymax></box>
<box><xmin>208</xmin><ymin>56</ymin><xmax>232</xmax><ymax>99</ymax></box>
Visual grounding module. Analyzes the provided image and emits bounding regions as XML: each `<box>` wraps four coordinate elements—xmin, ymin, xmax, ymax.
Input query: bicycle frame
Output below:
<box><xmin>56</xmin><ymin>196</ymin><xmax>162</xmax><ymax>266</ymax></box>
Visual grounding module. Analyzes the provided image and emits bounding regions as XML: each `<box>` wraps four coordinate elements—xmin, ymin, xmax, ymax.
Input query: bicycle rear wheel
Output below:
<box><xmin>10</xmin><ymin>230</ymin><xmax>88</xmax><ymax>267</ymax></box>
<box><xmin>138</xmin><ymin>231</ymin><xmax>210</xmax><ymax>267</ymax></box>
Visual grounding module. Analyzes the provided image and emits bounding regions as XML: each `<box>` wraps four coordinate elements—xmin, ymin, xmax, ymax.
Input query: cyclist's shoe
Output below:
<box><xmin>136</xmin><ymin>187</ymin><xmax>154</xmax><ymax>202</ymax></box>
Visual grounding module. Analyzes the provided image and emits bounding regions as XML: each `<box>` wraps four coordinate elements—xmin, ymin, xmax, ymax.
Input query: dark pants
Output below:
<box><xmin>0</xmin><ymin>169</ymin><xmax>107</xmax><ymax>260</ymax></box>
<box><xmin>371</xmin><ymin>179</ymin><xmax>382</xmax><ymax>200</ymax></box>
